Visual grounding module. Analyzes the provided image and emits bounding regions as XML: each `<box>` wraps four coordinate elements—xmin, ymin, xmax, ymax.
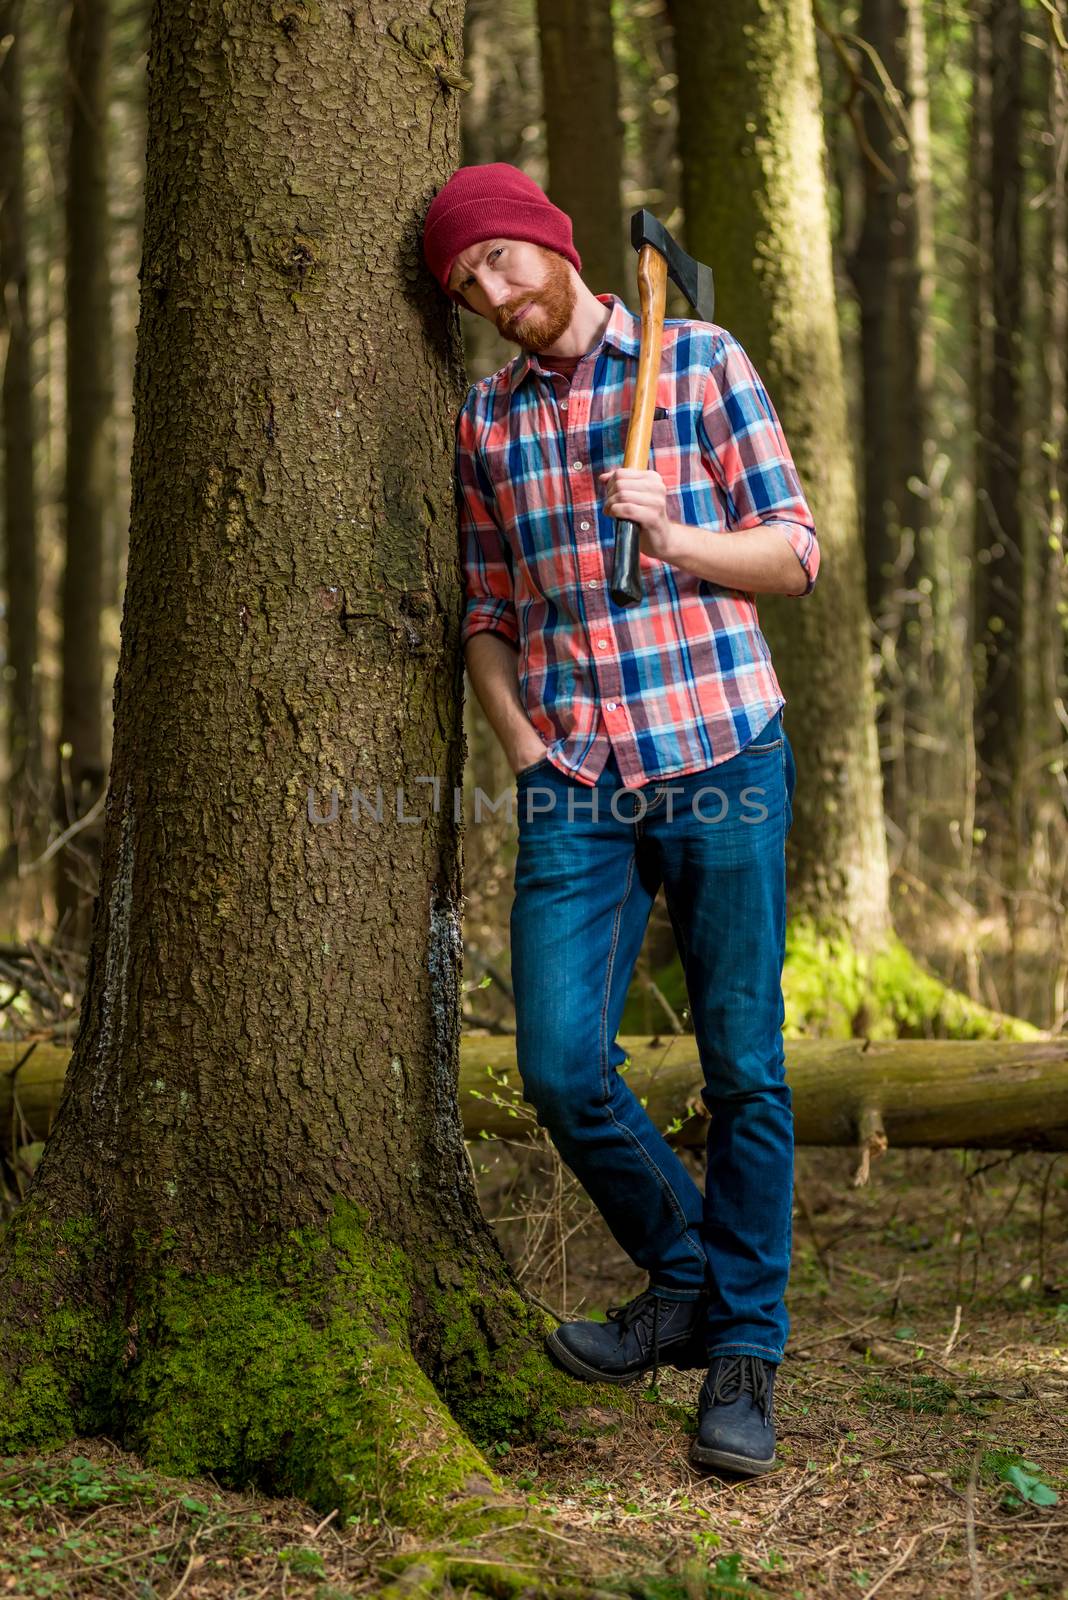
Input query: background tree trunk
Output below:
<box><xmin>1037</xmin><ymin>6</ymin><xmax>1068</xmax><ymax>910</ymax></box>
<box><xmin>459</xmin><ymin>0</ymin><xmax>542</xmax><ymax>384</ymax></box>
<box><xmin>0</xmin><ymin>0</ymin><xmax>589</xmax><ymax>1526</ymax></box>
<box><xmin>535</xmin><ymin>0</ymin><xmax>627</xmax><ymax>301</ymax></box>
<box><xmin>668</xmin><ymin>0</ymin><xmax>892</xmax><ymax>949</ymax></box>
<box><xmin>848</xmin><ymin>0</ymin><xmax>898</xmax><ymax>632</ymax></box>
<box><xmin>893</xmin><ymin>0</ymin><xmax>942</xmax><ymax>867</ymax></box>
<box><xmin>0</xmin><ymin>0</ymin><xmax>45</xmax><ymax>910</ymax></box>
<box><xmin>972</xmin><ymin>0</ymin><xmax>1025</xmax><ymax>867</ymax></box>
<box><xmin>55</xmin><ymin>0</ymin><xmax>113</xmax><ymax>946</ymax></box>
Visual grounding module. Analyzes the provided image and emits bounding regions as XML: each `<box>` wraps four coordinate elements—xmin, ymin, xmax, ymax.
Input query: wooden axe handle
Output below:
<box><xmin>609</xmin><ymin>244</ymin><xmax>668</xmax><ymax>607</ymax></box>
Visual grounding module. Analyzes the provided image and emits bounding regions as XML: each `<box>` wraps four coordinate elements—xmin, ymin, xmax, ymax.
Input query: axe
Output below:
<box><xmin>609</xmin><ymin>210</ymin><xmax>715</xmax><ymax>608</ymax></box>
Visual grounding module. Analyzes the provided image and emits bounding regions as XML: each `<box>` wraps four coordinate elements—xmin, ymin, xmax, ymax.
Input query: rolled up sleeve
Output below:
<box><xmin>697</xmin><ymin>332</ymin><xmax>820</xmax><ymax>596</ymax></box>
<box><xmin>455</xmin><ymin>397</ymin><xmax>520</xmax><ymax>649</ymax></box>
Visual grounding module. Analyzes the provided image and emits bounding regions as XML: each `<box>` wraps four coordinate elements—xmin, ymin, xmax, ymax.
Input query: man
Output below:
<box><xmin>423</xmin><ymin>163</ymin><xmax>820</xmax><ymax>1478</ymax></box>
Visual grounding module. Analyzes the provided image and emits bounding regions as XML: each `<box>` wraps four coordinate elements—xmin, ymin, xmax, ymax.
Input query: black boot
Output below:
<box><xmin>546</xmin><ymin>1284</ymin><xmax>708</xmax><ymax>1386</ymax></box>
<box><xmin>690</xmin><ymin>1354</ymin><xmax>778</xmax><ymax>1475</ymax></box>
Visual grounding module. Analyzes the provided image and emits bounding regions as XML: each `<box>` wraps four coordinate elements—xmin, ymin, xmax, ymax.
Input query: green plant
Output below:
<box><xmin>984</xmin><ymin>1451</ymin><xmax>1060</xmax><ymax>1510</ymax></box>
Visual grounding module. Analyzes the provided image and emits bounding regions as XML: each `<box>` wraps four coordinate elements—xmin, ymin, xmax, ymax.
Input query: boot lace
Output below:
<box><xmin>606</xmin><ymin>1287</ymin><xmax>665</xmax><ymax>1387</ymax></box>
<box><xmin>707</xmin><ymin>1354</ymin><xmax>773</xmax><ymax>1424</ymax></box>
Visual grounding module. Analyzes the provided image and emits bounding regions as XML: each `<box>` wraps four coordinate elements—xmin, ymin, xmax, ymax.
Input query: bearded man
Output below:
<box><xmin>423</xmin><ymin>163</ymin><xmax>820</xmax><ymax>1478</ymax></box>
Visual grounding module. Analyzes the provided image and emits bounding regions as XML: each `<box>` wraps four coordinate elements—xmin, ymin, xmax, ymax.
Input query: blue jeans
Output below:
<box><xmin>509</xmin><ymin>710</ymin><xmax>797</xmax><ymax>1364</ymax></box>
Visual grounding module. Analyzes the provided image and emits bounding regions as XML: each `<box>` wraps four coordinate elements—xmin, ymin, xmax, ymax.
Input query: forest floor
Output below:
<box><xmin>1</xmin><ymin>1141</ymin><xmax>1066</xmax><ymax>1599</ymax></box>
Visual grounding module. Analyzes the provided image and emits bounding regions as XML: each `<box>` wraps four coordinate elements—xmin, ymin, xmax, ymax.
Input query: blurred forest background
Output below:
<box><xmin>2</xmin><ymin>0</ymin><xmax>1066</xmax><ymax>1055</ymax></box>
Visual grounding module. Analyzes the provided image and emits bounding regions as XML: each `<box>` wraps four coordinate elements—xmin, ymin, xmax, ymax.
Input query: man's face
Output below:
<box><xmin>447</xmin><ymin>238</ymin><xmax>577</xmax><ymax>352</ymax></box>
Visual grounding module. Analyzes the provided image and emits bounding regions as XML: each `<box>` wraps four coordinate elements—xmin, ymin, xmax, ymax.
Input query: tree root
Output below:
<box><xmin>0</xmin><ymin>1193</ymin><xmax>645</xmax><ymax>1536</ymax></box>
<box><xmin>375</xmin><ymin>1546</ymin><xmax>770</xmax><ymax>1599</ymax></box>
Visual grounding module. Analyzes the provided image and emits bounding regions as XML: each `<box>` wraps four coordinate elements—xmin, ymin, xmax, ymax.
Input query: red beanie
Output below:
<box><xmin>422</xmin><ymin>162</ymin><xmax>582</xmax><ymax>306</ymax></box>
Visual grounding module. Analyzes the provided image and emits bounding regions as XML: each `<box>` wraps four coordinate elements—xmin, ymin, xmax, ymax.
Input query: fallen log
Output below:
<box><xmin>4</xmin><ymin>1037</ymin><xmax>1067</xmax><ymax>1172</ymax></box>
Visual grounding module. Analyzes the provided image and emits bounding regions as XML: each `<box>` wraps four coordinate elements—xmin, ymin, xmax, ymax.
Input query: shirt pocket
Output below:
<box><xmin>616</xmin><ymin>412</ymin><xmax>680</xmax><ymax>475</ymax></box>
<box><xmin>649</xmin><ymin>417</ymin><xmax>681</xmax><ymax>484</ymax></box>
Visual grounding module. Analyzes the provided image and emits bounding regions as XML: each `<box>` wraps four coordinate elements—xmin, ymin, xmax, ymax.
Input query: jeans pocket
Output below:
<box><xmin>745</xmin><ymin>710</ymin><xmax>784</xmax><ymax>753</ymax></box>
<box><xmin>516</xmin><ymin>754</ymin><xmax>552</xmax><ymax>781</ymax></box>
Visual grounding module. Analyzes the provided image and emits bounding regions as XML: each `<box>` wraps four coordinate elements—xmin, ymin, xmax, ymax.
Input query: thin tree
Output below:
<box><xmin>0</xmin><ymin>0</ymin><xmax>591</xmax><ymax>1528</ymax></box>
<box><xmin>1039</xmin><ymin>7</ymin><xmax>1068</xmax><ymax>791</ymax></box>
<box><xmin>55</xmin><ymin>0</ymin><xmax>114</xmax><ymax>943</ymax></box>
<box><xmin>848</xmin><ymin>0</ymin><xmax>900</xmax><ymax>631</ymax></box>
<box><xmin>893</xmin><ymin>0</ymin><xmax>942</xmax><ymax>858</ymax></box>
<box><xmin>972</xmin><ymin>0</ymin><xmax>1025</xmax><ymax>868</ymax></box>
<box><xmin>0</xmin><ymin>0</ymin><xmax>44</xmax><ymax>898</ymax></box>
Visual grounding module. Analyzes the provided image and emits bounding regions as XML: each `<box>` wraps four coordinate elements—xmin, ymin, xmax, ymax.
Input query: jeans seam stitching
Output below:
<box><xmin>598</xmin><ymin>853</ymin><xmax>698</xmax><ymax>1249</ymax></box>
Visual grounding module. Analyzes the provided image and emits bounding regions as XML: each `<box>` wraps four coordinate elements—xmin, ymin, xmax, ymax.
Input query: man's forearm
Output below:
<box><xmin>662</xmin><ymin>521</ymin><xmax>810</xmax><ymax>596</ymax></box>
<box><xmin>463</xmin><ymin>631</ymin><xmax>543</xmax><ymax>767</ymax></box>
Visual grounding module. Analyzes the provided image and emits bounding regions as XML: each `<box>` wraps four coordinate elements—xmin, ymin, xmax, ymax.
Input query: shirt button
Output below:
<box><xmin>597</xmin><ymin>639</ymin><xmax>608</xmax><ymax>649</ymax></box>
<box><xmin>587</xmin><ymin>580</ymin><xmax>597</xmax><ymax>589</ymax></box>
<box><xmin>605</xmin><ymin>701</ymin><xmax>617</xmax><ymax>711</ymax></box>
<box><xmin>572</xmin><ymin>461</ymin><xmax>583</xmax><ymax>472</ymax></box>
<box><xmin>560</xmin><ymin>400</ymin><xmax>569</xmax><ymax>410</ymax></box>
<box><xmin>579</xmin><ymin>521</ymin><xmax>590</xmax><ymax>530</ymax></box>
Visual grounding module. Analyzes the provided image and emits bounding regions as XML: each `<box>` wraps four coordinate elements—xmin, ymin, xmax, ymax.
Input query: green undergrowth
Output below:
<box><xmin>622</xmin><ymin>916</ymin><xmax>1040</xmax><ymax>1042</ymax></box>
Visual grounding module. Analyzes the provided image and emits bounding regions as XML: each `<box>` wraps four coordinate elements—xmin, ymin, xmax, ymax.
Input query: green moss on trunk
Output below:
<box><xmin>0</xmin><ymin>1195</ymin><xmax>632</xmax><ymax>1532</ymax></box>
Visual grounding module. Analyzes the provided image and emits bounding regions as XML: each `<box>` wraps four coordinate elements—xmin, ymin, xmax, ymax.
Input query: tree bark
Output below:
<box><xmin>893</xmin><ymin>0</ymin><xmax>944</xmax><ymax>864</ymax></box>
<box><xmin>0</xmin><ymin>0</ymin><xmax>45</xmax><ymax>903</ymax></box>
<box><xmin>56</xmin><ymin>0</ymin><xmax>114</xmax><ymax>945</ymax></box>
<box><xmin>1039</xmin><ymin>9</ymin><xmax>1068</xmax><ymax>848</ymax></box>
<box><xmin>535</xmin><ymin>0</ymin><xmax>627</xmax><ymax>301</ymax></box>
<box><xmin>10</xmin><ymin>1036</ymin><xmax>1068</xmax><ymax>1156</ymax></box>
<box><xmin>0</xmin><ymin>0</ymin><xmax>598</xmax><ymax>1530</ymax></box>
<box><xmin>847</xmin><ymin>0</ymin><xmax>899</xmax><ymax>629</ymax></box>
<box><xmin>841</xmin><ymin>1</ymin><xmax>941</xmax><ymax>869</ymax></box>
<box><xmin>459</xmin><ymin>0</ymin><xmax>543</xmax><ymax>384</ymax></box>
<box><xmin>668</xmin><ymin>0</ymin><xmax>892</xmax><ymax>949</ymax></box>
<box><xmin>972</xmin><ymin>0</ymin><xmax>1025</xmax><ymax>868</ymax></box>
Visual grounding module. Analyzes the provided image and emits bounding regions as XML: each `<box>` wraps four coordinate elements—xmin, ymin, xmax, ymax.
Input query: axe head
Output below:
<box><xmin>630</xmin><ymin>209</ymin><xmax>715</xmax><ymax>324</ymax></box>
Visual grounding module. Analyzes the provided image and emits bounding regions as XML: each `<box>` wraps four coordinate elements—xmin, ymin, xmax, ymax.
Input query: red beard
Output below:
<box><xmin>496</xmin><ymin>250</ymin><xmax>578</xmax><ymax>352</ymax></box>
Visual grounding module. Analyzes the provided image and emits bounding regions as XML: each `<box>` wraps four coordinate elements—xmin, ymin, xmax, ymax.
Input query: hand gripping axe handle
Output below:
<box><xmin>609</xmin><ymin>211</ymin><xmax>715</xmax><ymax>608</ymax></box>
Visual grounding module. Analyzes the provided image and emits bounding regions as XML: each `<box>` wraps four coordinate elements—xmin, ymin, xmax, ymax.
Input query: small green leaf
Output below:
<box><xmin>997</xmin><ymin>1459</ymin><xmax>1059</xmax><ymax>1507</ymax></box>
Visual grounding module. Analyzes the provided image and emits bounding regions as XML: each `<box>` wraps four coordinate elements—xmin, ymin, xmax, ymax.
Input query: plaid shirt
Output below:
<box><xmin>455</xmin><ymin>292</ymin><xmax>820</xmax><ymax>788</ymax></box>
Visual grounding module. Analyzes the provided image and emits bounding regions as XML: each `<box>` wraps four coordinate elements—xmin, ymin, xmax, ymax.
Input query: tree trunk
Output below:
<box><xmin>11</xmin><ymin>1036</ymin><xmax>1068</xmax><ymax>1157</ymax></box>
<box><xmin>1038</xmin><ymin>8</ymin><xmax>1068</xmax><ymax>865</ymax></box>
<box><xmin>459</xmin><ymin>0</ymin><xmax>543</xmax><ymax>384</ymax></box>
<box><xmin>668</xmin><ymin>0</ymin><xmax>892</xmax><ymax>949</ymax></box>
<box><xmin>847</xmin><ymin>0</ymin><xmax>898</xmax><ymax>631</ymax></box>
<box><xmin>893</xmin><ymin>0</ymin><xmax>944</xmax><ymax>865</ymax></box>
<box><xmin>535</xmin><ymin>0</ymin><xmax>627</xmax><ymax>301</ymax></box>
<box><xmin>616</xmin><ymin>0</ymin><xmax>679</xmax><ymax>280</ymax></box>
<box><xmin>56</xmin><ymin>0</ymin><xmax>113</xmax><ymax>946</ymax></box>
<box><xmin>0</xmin><ymin>0</ymin><xmax>596</xmax><ymax>1530</ymax></box>
<box><xmin>0</xmin><ymin>0</ymin><xmax>45</xmax><ymax>909</ymax></box>
<box><xmin>972</xmin><ymin>0</ymin><xmax>1025</xmax><ymax>872</ymax></box>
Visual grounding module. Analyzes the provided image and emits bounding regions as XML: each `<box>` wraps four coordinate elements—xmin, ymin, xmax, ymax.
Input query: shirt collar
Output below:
<box><xmin>506</xmin><ymin>293</ymin><xmax>641</xmax><ymax>394</ymax></box>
